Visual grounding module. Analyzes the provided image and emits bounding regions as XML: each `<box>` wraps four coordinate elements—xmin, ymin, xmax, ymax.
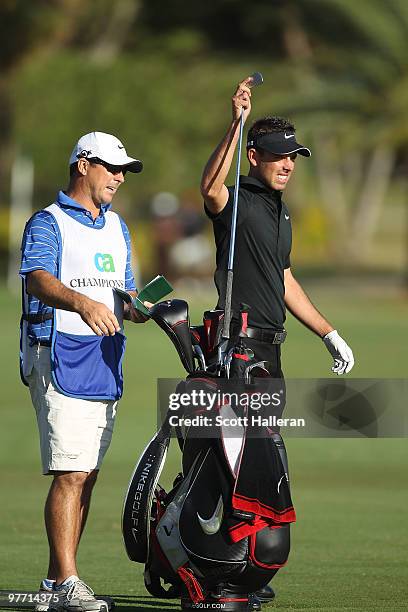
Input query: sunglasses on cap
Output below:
<box><xmin>87</xmin><ymin>157</ymin><xmax>128</xmax><ymax>175</ymax></box>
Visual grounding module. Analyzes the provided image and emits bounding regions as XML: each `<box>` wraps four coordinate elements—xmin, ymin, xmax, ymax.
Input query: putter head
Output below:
<box><xmin>248</xmin><ymin>72</ymin><xmax>263</xmax><ymax>88</ymax></box>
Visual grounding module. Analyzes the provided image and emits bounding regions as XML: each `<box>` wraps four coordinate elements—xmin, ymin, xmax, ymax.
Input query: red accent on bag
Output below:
<box><xmin>232</xmin><ymin>492</ymin><xmax>296</xmax><ymax>524</ymax></box>
<box><xmin>241</xmin><ymin>312</ymin><xmax>248</xmax><ymax>334</ymax></box>
<box><xmin>219</xmin><ymin>598</ymin><xmax>249</xmax><ymax>603</ymax></box>
<box><xmin>177</xmin><ymin>566</ymin><xmax>205</xmax><ymax>604</ymax></box>
<box><xmin>229</xmin><ymin>516</ymin><xmax>272</xmax><ymax>542</ymax></box>
<box><xmin>232</xmin><ymin>353</ymin><xmax>250</xmax><ymax>361</ymax></box>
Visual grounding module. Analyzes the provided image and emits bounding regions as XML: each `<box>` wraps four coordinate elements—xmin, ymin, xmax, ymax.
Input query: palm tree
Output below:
<box><xmin>277</xmin><ymin>0</ymin><xmax>408</xmax><ymax>265</ymax></box>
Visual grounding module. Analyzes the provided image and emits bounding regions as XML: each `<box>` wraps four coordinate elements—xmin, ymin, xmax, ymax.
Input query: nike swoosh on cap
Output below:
<box><xmin>284</xmin><ymin>133</ymin><xmax>295</xmax><ymax>139</ymax></box>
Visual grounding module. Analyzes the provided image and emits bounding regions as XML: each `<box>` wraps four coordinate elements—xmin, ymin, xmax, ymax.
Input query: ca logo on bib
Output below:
<box><xmin>94</xmin><ymin>252</ymin><xmax>115</xmax><ymax>272</ymax></box>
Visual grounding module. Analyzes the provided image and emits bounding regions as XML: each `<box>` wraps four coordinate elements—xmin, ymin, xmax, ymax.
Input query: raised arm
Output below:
<box><xmin>200</xmin><ymin>78</ymin><xmax>253</xmax><ymax>215</ymax></box>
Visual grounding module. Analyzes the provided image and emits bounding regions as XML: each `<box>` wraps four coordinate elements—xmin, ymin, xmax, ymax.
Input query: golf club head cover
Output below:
<box><xmin>229</xmin><ymin>343</ymin><xmax>253</xmax><ymax>379</ymax></box>
<box><xmin>239</xmin><ymin>303</ymin><xmax>250</xmax><ymax>335</ymax></box>
<box><xmin>190</xmin><ymin>325</ymin><xmax>207</xmax><ymax>354</ymax></box>
<box><xmin>150</xmin><ymin>300</ymin><xmax>195</xmax><ymax>373</ymax></box>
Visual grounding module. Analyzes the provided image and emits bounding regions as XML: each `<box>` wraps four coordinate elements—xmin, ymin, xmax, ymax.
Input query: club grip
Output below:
<box><xmin>222</xmin><ymin>269</ymin><xmax>234</xmax><ymax>339</ymax></box>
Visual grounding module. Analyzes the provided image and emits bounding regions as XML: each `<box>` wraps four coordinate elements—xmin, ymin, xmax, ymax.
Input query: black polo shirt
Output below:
<box><xmin>205</xmin><ymin>175</ymin><xmax>292</xmax><ymax>330</ymax></box>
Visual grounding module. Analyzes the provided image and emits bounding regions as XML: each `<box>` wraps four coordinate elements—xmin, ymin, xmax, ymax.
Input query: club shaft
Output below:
<box><xmin>222</xmin><ymin>109</ymin><xmax>244</xmax><ymax>339</ymax></box>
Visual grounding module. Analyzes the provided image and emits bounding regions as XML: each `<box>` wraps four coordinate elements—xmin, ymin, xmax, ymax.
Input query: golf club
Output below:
<box><xmin>219</xmin><ymin>72</ymin><xmax>264</xmax><ymax>368</ymax></box>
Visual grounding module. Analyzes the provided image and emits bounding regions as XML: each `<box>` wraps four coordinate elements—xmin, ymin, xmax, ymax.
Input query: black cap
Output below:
<box><xmin>247</xmin><ymin>131</ymin><xmax>311</xmax><ymax>157</ymax></box>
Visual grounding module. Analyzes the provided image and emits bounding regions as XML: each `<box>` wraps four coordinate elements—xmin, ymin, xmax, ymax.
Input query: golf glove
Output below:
<box><xmin>322</xmin><ymin>330</ymin><xmax>354</xmax><ymax>375</ymax></box>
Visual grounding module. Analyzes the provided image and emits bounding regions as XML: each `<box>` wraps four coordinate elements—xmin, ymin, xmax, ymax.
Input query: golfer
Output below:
<box><xmin>19</xmin><ymin>132</ymin><xmax>150</xmax><ymax>612</ymax></box>
<box><xmin>201</xmin><ymin>78</ymin><xmax>354</xmax><ymax>602</ymax></box>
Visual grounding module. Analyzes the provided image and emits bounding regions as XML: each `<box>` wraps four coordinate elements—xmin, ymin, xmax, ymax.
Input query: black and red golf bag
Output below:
<box><xmin>122</xmin><ymin>299</ymin><xmax>295</xmax><ymax>611</ymax></box>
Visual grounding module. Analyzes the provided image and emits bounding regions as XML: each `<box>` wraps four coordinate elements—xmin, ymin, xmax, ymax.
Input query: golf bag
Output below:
<box><xmin>122</xmin><ymin>299</ymin><xmax>295</xmax><ymax>611</ymax></box>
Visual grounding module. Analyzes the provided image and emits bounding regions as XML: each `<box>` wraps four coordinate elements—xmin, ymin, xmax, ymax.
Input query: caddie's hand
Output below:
<box><xmin>78</xmin><ymin>297</ymin><xmax>121</xmax><ymax>336</ymax></box>
<box><xmin>232</xmin><ymin>77</ymin><xmax>252</xmax><ymax>123</ymax></box>
<box><xmin>127</xmin><ymin>301</ymin><xmax>153</xmax><ymax>324</ymax></box>
<box><xmin>322</xmin><ymin>330</ymin><xmax>355</xmax><ymax>375</ymax></box>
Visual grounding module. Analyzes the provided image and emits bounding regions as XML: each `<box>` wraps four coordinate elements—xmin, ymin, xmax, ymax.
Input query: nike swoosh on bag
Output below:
<box><xmin>277</xmin><ymin>474</ymin><xmax>288</xmax><ymax>493</ymax></box>
<box><xmin>197</xmin><ymin>495</ymin><xmax>224</xmax><ymax>535</ymax></box>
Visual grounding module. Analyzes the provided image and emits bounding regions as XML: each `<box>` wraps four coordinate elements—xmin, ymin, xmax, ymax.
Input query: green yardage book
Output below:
<box><xmin>114</xmin><ymin>275</ymin><xmax>173</xmax><ymax>316</ymax></box>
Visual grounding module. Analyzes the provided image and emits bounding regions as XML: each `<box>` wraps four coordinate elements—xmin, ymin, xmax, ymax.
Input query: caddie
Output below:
<box><xmin>19</xmin><ymin>132</ymin><xmax>150</xmax><ymax>612</ymax></box>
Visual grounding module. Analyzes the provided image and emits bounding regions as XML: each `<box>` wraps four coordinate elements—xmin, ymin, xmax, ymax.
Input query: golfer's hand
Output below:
<box><xmin>232</xmin><ymin>77</ymin><xmax>252</xmax><ymax>123</ymax></box>
<box><xmin>323</xmin><ymin>330</ymin><xmax>355</xmax><ymax>375</ymax></box>
<box><xmin>126</xmin><ymin>301</ymin><xmax>153</xmax><ymax>324</ymax></box>
<box><xmin>78</xmin><ymin>297</ymin><xmax>121</xmax><ymax>336</ymax></box>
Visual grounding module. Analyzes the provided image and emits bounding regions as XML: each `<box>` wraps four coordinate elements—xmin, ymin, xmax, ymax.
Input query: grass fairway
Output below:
<box><xmin>0</xmin><ymin>282</ymin><xmax>407</xmax><ymax>611</ymax></box>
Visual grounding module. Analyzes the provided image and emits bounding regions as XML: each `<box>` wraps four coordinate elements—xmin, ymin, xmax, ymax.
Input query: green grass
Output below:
<box><xmin>0</xmin><ymin>282</ymin><xmax>407</xmax><ymax>611</ymax></box>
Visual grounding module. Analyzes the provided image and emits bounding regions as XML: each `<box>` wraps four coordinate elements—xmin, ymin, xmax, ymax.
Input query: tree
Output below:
<box><xmin>278</xmin><ymin>0</ymin><xmax>408</xmax><ymax>264</ymax></box>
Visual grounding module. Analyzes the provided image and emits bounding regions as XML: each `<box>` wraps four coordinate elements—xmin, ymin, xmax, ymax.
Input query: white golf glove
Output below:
<box><xmin>322</xmin><ymin>330</ymin><xmax>354</xmax><ymax>375</ymax></box>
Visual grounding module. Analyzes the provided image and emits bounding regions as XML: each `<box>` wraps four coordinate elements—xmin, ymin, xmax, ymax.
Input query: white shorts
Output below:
<box><xmin>26</xmin><ymin>346</ymin><xmax>118</xmax><ymax>474</ymax></box>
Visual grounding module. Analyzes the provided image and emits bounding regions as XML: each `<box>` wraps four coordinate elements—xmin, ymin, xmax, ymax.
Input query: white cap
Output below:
<box><xmin>69</xmin><ymin>131</ymin><xmax>143</xmax><ymax>173</ymax></box>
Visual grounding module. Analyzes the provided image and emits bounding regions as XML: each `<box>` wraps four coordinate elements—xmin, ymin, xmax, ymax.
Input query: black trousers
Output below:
<box><xmin>243</xmin><ymin>338</ymin><xmax>283</xmax><ymax>378</ymax></box>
